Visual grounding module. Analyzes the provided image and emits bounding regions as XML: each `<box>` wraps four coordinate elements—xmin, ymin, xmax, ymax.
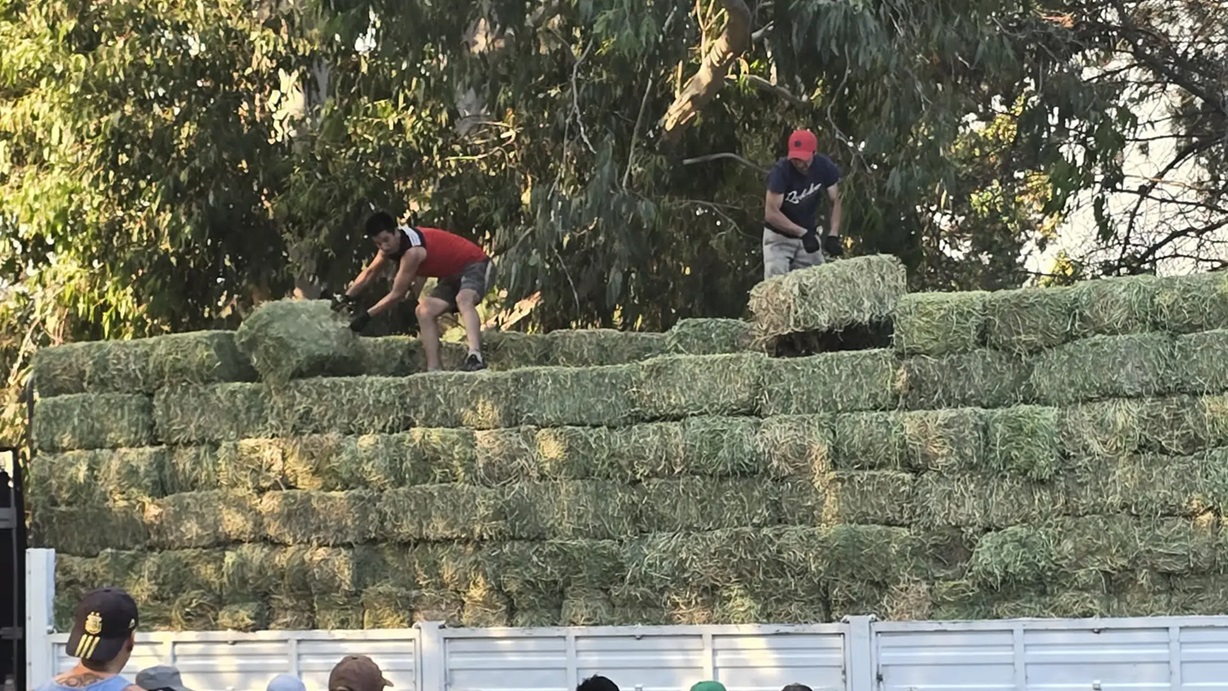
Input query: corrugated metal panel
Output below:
<box><xmin>440</xmin><ymin>625</ymin><xmax>846</xmax><ymax>691</ymax></box>
<box><xmin>874</xmin><ymin>618</ymin><xmax>1228</xmax><ymax>691</ymax></box>
<box><xmin>49</xmin><ymin>630</ymin><xmax>418</xmax><ymax>691</ymax></box>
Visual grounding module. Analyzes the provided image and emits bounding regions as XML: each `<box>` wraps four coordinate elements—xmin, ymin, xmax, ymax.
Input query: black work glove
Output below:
<box><xmin>801</xmin><ymin>229</ymin><xmax>821</xmax><ymax>254</ymax></box>
<box><xmin>823</xmin><ymin>234</ymin><xmax>844</xmax><ymax>257</ymax></box>
<box><xmin>349</xmin><ymin>310</ymin><xmax>372</xmax><ymax>332</ymax></box>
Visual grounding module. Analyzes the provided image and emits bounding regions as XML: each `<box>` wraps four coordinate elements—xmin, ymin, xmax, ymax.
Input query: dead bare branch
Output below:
<box><xmin>659</xmin><ymin>0</ymin><xmax>752</xmax><ymax>142</ymax></box>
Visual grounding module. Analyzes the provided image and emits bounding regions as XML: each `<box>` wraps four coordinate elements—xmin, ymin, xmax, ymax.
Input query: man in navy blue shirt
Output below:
<box><xmin>762</xmin><ymin>128</ymin><xmax>844</xmax><ymax>280</ymax></box>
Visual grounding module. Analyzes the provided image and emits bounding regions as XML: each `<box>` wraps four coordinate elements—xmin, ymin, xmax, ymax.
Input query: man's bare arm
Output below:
<box><xmin>346</xmin><ymin>252</ymin><xmax>389</xmax><ymax>297</ymax></box>
<box><xmin>367</xmin><ymin>248</ymin><xmax>425</xmax><ymax>316</ymax></box>
<box><xmin>827</xmin><ymin>184</ymin><xmax>843</xmax><ymax>237</ymax></box>
<box><xmin>764</xmin><ymin>191</ymin><xmax>809</xmax><ymax>238</ymax></box>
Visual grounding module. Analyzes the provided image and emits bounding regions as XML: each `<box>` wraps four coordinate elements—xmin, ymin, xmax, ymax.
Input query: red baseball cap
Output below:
<box><xmin>787</xmin><ymin>129</ymin><xmax>818</xmax><ymax>161</ymax></box>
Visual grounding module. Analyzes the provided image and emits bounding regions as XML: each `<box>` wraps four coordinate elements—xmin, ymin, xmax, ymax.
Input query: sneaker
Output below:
<box><xmin>460</xmin><ymin>353</ymin><xmax>487</xmax><ymax>372</ymax></box>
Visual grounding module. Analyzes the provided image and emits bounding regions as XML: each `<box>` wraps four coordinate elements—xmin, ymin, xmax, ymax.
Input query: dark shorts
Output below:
<box><xmin>429</xmin><ymin>259</ymin><xmax>496</xmax><ymax>311</ymax></box>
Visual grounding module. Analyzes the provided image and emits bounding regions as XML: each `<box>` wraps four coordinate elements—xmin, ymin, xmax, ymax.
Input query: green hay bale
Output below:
<box><xmin>379</xmin><ymin>485</ymin><xmax>507</xmax><ymax>541</ymax></box>
<box><xmin>33</xmin><ymin>393</ymin><xmax>154</xmax><ymax>452</ymax></box>
<box><xmin>234</xmin><ymin>299</ymin><xmax>362</xmax><ymax>384</ymax></box>
<box><xmin>144</xmin><ymin>491</ymin><xmax>263</xmax><ymax>549</ymax></box>
<box><xmin>1065</xmin><ymin>450</ymin><xmax>1228</xmax><ymax>518</ymax></box>
<box><xmin>639</xmin><ymin>478</ymin><xmax>784</xmax><ymax>532</ymax></box>
<box><xmin>259</xmin><ymin>490</ymin><xmax>380</xmax><ymax>546</ymax></box>
<box><xmin>664</xmin><ymin>318</ymin><xmax>757</xmax><ymax>355</ymax></box>
<box><xmin>546</xmin><ymin>329</ymin><xmax>665</xmax><ymax>366</ymax></box>
<box><xmin>36</xmin><ymin>447</ymin><xmax>166</xmax><ymax>506</ymax></box>
<box><xmin>832</xmin><ymin>409</ymin><xmax>983</xmax><ymax>473</ymax></box>
<box><xmin>633</xmin><ymin>353</ymin><xmax>765</xmax><ymax>420</ymax></box>
<box><xmin>968</xmin><ymin>525</ymin><xmax>1057</xmax><ymax>588</ymax></box>
<box><xmin>315</xmin><ymin>593</ymin><xmax>364</xmax><ymax>629</ymax></box>
<box><xmin>1153</xmin><ymin>271</ymin><xmax>1228</xmax><ymax>334</ymax></box>
<box><xmin>213</xmin><ymin>438</ymin><xmax>292</xmax><ymax>493</ymax></box>
<box><xmin>913</xmin><ymin>474</ymin><xmax>1063</xmax><ymax>529</ymax></box>
<box><xmin>222</xmin><ymin>544</ymin><xmax>371</xmax><ymax>601</ymax></box>
<box><xmin>355</xmin><ymin>336</ymin><xmax>421</xmax><ymax>377</ymax></box>
<box><xmin>161</xmin><ymin>445</ymin><xmax>221</xmax><ymax>495</ymax></box>
<box><xmin>502</xmin><ymin>481</ymin><xmax>641</xmax><ymax>540</ymax></box>
<box><xmin>678</xmin><ymin>416</ymin><xmax>766</xmax><ymax>477</ymax></box>
<box><xmin>748</xmin><ymin>254</ymin><xmax>908</xmax><ymax>338</ymax></box>
<box><xmin>483</xmin><ymin>330</ymin><xmax>551</xmax><ymax>369</ymax></box>
<box><xmin>897</xmin><ymin>349</ymin><xmax>1032</xmax><ymax>410</ymax></box>
<box><xmin>1070</xmin><ymin>274</ymin><xmax>1160</xmax><ymax>338</ymax></box>
<box><xmin>891</xmin><ymin>291</ymin><xmax>987</xmax><ymax>357</ymax></box>
<box><xmin>984</xmin><ymin>406</ymin><xmax>1059</xmax><ymax>480</ymax></box>
<box><xmin>760</xmin><ymin>350</ymin><xmax>897</xmax><ymax>416</ymax></box>
<box><xmin>756</xmin><ymin>416</ymin><xmax>834</xmax><ymax>479</ymax></box>
<box><xmin>473</xmin><ymin>427</ymin><xmax>540</xmax><ymax>485</ymax></box>
<box><xmin>1059</xmin><ymin>396</ymin><xmax>1225</xmax><ymax>466</ymax></box>
<box><xmin>983</xmin><ymin>286</ymin><xmax>1076</xmax><ymax>354</ymax></box>
<box><xmin>561</xmin><ymin>588</ymin><xmax>614</xmax><ymax>626</ymax></box>
<box><xmin>126</xmin><ymin>549</ymin><xmax>226</xmax><ymax>629</ymax></box>
<box><xmin>361</xmin><ymin>585</ymin><xmax>416</xmax><ymax>629</ymax></box>
<box><xmin>1059</xmin><ymin>398</ymin><xmax>1146</xmax><ymax>464</ymax></box>
<box><xmin>818</xmin><ymin>471</ymin><xmax>916</xmax><ymax>526</ymax></box>
<box><xmin>832</xmin><ymin>412</ymin><xmax>905</xmax><ymax>471</ymax></box>
<box><xmin>405</xmin><ymin>370</ymin><xmax>521</xmax><ymax>429</ymax></box>
<box><xmin>514</xmin><ymin>365</ymin><xmax>638</xmax><ymax>427</ymax></box>
<box><xmin>1029</xmin><ymin>332</ymin><xmax>1176</xmax><ymax>406</ymax></box>
<box><xmin>53</xmin><ymin>554</ymin><xmax>104</xmax><ymax>629</ymax></box>
<box><xmin>534</xmin><ymin>423</ymin><xmax>680</xmax><ymax>482</ymax></box>
<box><xmin>279</xmin><ymin>434</ymin><xmax>407</xmax><ymax>491</ymax></box>
<box><xmin>412</xmin><ymin>590</ymin><xmax>465</xmax><ymax>625</ymax></box>
<box><xmin>30</xmin><ymin>504</ymin><xmax>148</xmax><ymax>556</ymax></box>
<box><xmin>268</xmin><ymin>599</ymin><xmax>317</xmax><ymax>630</ymax></box>
<box><xmin>154</xmin><ymin>383</ymin><xmax>269</xmax><ymax>444</ymax></box>
<box><xmin>461</xmin><ymin>576</ymin><xmax>511</xmax><ymax>627</ymax></box>
<box><xmin>217</xmin><ymin>602</ymin><xmax>268</xmax><ymax>632</ymax></box>
<box><xmin>1172</xmin><ymin>329</ymin><xmax>1228</xmax><ymax>395</ymax></box>
<box><xmin>265</xmin><ymin>377</ymin><xmax>413</xmax><ymax>436</ymax></box>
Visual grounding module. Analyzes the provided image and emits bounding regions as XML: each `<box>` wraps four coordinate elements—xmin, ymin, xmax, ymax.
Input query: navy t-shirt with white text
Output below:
<box><xmin>765</xmin><ymin>155</ymin><xmax>841</xmax><ymax>235</ymax></box>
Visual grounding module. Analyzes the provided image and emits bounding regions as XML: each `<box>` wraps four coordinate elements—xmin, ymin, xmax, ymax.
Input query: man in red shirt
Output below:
<box><xmin>340</xmin><ymin>211</ymin><xmax>496</xmax><ymax>372</ymax></box>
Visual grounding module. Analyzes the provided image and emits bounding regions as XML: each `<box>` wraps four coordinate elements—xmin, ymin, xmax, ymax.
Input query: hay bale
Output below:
<box><xmin>534</xmin><ymin>422</ymin><xmax>684</xmax><ymax>482</ymax></box>
<box><xmin>633</xmin><ymin>353</ymin><xmax>765</xmax><ymax>420</ymax></box>
<box><xmin>891</xmin><ymin>291</ymin><xmax>987</xmax><ymax>356</ymax></box>
<box><xmin>897</xmin><ymin>349</ymin><xmax>1032</xmax><ymax>410</ymax></box>
<box><xmin>639</xmin><ymin>478</ymin><xmax>784</xmax><ymax>532</ymax></box>
<box><xmin>562</xmin><ymin>588</ymin><xmax>614</xmax><ymax>626</ymax></box>
<box><xmin>1065</xmin><ymin>450</ymin><xmax>1228</xmax><ymax>518</ymax></box>
<box><xmin>265</xmin><ymin>377</ymin><xmax>413</xmax><ymax>436</ymax></box>
<box><xmin>984</xmin><ymin>406</ymin><xmax>1059</xmax><ymax>480</ymax></box>
<box><xmin>756</xmin><ymin>416</ymin><xmax>833</xmax><ymax>479</ymax></box>
<box><xmin>819</xmin><ymin>471</ymin><xmax>916</xmax><ymax>526</ymax></box>
<box><xmin>502</xmin><ymin>480</ymin><xmax>641</xmax><ymax>540</ymax></box>
<box><xmin>514</xmin><ymin>365</ymin><xmax>638</xmax><ymax>427</ymax></box>
<box><xmin>832</xmin><ymin>412</ymin><xmax>905</xmax><ymax>470</ymax></box>
<box><xmin>760</xmin><ymin>350</ymin><xmax>897</xmax><ymax>416</ymax></box>
<box><xmin>1059</xmin><ymin>398</ymin><xmax>1145</xmax><ymax>464</ymax></box>
<box><xmin>355</xmin><ymin>336</ymin><xmax>422</xmax><ymax>377</ymax></box>
<box><xmin>678</xmin><ymin>416</ymin><xmax>765</xmax><ymax>477</ymax></box>
<box><xmin>234</xmin><ymin>299</ymin><xmax>362</xmax><ymax>384</ymax></box>
<box><xmin>33</xmin><ymin>393</ymin><xmax>154</xmax><ymax>452</ymax></box>
<box><xmin>1029</xmin><ymin>332</ymin><xmax>1176</xmax><ymax>406</ymax></box>
<box><xmin>217</xmin><ymin>602</ymin><xmax>268</xmax><ymax>632</ymax></box>
<box><xmin>154</xmin><ymin>383</ymin><xmax>269</xmax><ymax>444</ymax></box>
<box><xmin>1153</xmin><ymin>270</ymin><xmax>1228</xmax><ymax>334</ymax></box>
<box><xmin>30</xmin><ymin>504</ymin><xmax>148</xmax><ymax>556</ymax></box>
<box><xmin>983</xmin><ymin>286</ymin><xmax>1076</xmax><ymax>354</ymax></box>
<box><xmin>748</xmin><ymin>254</ymin><xmax>908</xmax><ymax>338</ymax></box>
<box><xmin>162</xmin><ymin>445</ymin><xmax>222</xmax><ymax>495</ymax></box>
<box><xmin>483</xmin><ymin>331</ymin><xmax>551</xmax><ymax>369</ymax></box>
<box><xmin>405</xmin><ymin>370</ymin><xmax>521</xmax><ymax>429</ymax></box>
<box><xmin>1070</xmin><ymin>274</ymin><xmax>1160</xmax><ymax>337</ymax></box>
<box><xmin>120</xmin><ymin>549</ymin><xmax>226</xmax><ymax>629</ymax></box>
<box><xmin>36</xmin><ymin>447</ymin><xmax>166</xmax><ymax>506</ymax></box>
<box><xmin>913</xmin><ymin>474</ymin><xmax>1063</xmax><ymax>529</ymax></box>
<box><xmin>361</xmin><ymin>585</ymin><xmax>416</xmax><ymax>629</ymax></box>
<box><xmin>546</xmin><ymin>329</ymin><xmax>665</xmax><ymax>366</ymax></box>
<box><xmin>968</xmin><ymin>525</ymin><xmax>1057</xmax><ymax>589</ymax></box>
<box><xmin>832</xmin><ymin>410</ymin><xmax>982</xmax><ymax>473</ymax></box>
<box><xmin>1172</xmin><ymin>329</ymin><xmax>1228</xmax><ymax>395</ymax></box>
<box><xmin>461</xmin><ymin>576</ymin><xmax>511</xmax><ymax>627</ymax></box>
<box><xmin>664</xmin><ymin>318</ymin><xmax>757</xmax><ymax>355</ymax></box>
<box><xmin>144</xmin><ymin>491</ymin><xmax>263</xmax><ymax>549</ymax></box>
<box><xmin>314</xmin><ymin>593</ymin><xmax>364</xmax><ymax>629</ymax></box>
<box><xmin>473</xmin><ymin>427</ymin><xmax>540</xmax><ymax>485</ymax></box>
<box><xmin>260</xmin><ymin>490</ymin><xmax>381</xmax><ymax>546</ymax></box>
<box><xmin>379</xmin><ymin>485</ymin><xmax>506</xmax><ymax>541</ymax></box>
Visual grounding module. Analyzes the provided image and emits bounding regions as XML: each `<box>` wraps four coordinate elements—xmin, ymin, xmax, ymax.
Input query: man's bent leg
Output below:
<box><xmin>454</xmin><ymin>260</ymin><xmax>495</xmax><ymax>370</ymax></box>
<box><xmin>763</xmin><ymin>228</ymin><xmax>798</xmax><ymax>280</ymax></box>
<box><xmin>415</xmin><ymin>297</ymin><xmax>451</xmax><ymax>371</ymax></box>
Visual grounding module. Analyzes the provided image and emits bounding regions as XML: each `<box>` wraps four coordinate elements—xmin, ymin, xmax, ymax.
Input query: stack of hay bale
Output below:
<box><xmin>26</xmin><ymin>258</ymin><xmax>1228</xmax><ymax>632</ymax></box>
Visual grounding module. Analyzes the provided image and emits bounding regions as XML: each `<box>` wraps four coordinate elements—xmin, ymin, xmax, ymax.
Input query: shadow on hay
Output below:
<box><xmin>771</xmin><ymin>320</ymin><xmax>894</xmax><ymax>358</ymax></box>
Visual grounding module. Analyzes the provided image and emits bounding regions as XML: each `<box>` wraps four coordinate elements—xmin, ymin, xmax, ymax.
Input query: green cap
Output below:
<box><xmin>690</xmin><ymin>682</ymin><xmax>727</xmax><ymax>691</ymax></box>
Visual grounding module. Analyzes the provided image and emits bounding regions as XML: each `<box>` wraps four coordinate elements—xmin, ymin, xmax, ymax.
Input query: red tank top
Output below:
<box><xmin>384</xmin><ymin>226</ymin><xmax>488</xmax><ymax>277</ymax></box>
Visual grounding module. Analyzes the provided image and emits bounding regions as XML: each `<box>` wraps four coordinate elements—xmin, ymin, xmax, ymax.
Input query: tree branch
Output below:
<box><xmin>681</xmin><ymin>152</ymin><xmax>767</xmax><ymax>174</ymax></box>
<box><xmin>659</xmin><ymin>0</ymin><xmax>752</xmax><ymax>143</ymax></box>
<box><xmin>731</xmin><ymin>74</ymin><xmax>808</xmax><ymax>106</ymax></box>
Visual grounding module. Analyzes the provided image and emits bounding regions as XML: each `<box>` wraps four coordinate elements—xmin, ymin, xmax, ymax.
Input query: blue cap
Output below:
<box><xmin>267</xmin><ymin>674</ymin><xmax>307</xmax><ymax>691</ymax></box>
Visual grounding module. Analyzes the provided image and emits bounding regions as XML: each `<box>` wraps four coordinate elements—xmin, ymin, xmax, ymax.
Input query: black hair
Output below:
<box><xmin>577</xmin><ymin>676</ymin><xmax>620</xmax><ymax>691</ymax></box>
<box><xmin>365</xmin><ymin>211</ymin><xmax>398</xmax><ymax>237</ymax></box>
<box><xmin>782</xmin><ymin>684</ymin><xmax>813</xmax><ymax>691</ymax></box>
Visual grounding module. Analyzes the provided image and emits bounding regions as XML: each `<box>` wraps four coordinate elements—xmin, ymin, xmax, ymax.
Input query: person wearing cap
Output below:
<box><xmin>134</xmin><ymin>665</ymin><xmax>193</xmax><ymax>691</ymax></box>
<box><xmin>267</xmin><ymin>673</ymin><xmax>308</xmax><ymax>691</ymax></box>
<box><xmin>762</xmin><ymin>128</ymin><xmax>844</xmax><ymax>280</ymax></box>
<box><xmin>329</xmin><ymin>654</ymin><xmax>393</xmax><ymax>691</ymax></box>
<box><xmin>690</xmin><ymin>681</ymin><xmax>727</xmax><ymax>691</ymax></box>
<box><xmin>34</xmin><ymin>588</ymin><xmax>142</xmax><ymax>691</ymax></box>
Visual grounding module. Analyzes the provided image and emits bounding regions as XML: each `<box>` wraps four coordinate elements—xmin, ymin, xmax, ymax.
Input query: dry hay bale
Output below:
<box><xmin>534</xmin><ymin>422</ymin><xmax>684</xmax><ymax>482</ymax></box>
<box><xmin>639</xmin><ymin>478</ymin><xmax>786</xmax><ymax>532</ymax></box>
<box><xmin>546</xmin><ymin>329</ymin><xmax>665</xmax><ymax>366</ymax></box>
<box><xmin>124</xmin><ymin>549</ymin><xmax>227</xmax><ymax>630</ymax></box>
<box><xmin>896</xmin><ymin>349</ymin><xmax>1032</xmax><ymax>410</ymax></box>
<box><xmin>984</xmin><ymin>405</ymin><xmax>1059</xmax><ymax>480</ymax></box>
<box><xmin>514</xmin><ymin>364</ymin><xmax>638</xmax><ymax>427</ymax></box>
<box><xmin>832</xmin><ymin>413</ymin><xmax>906</xmax><ymax>470</ymax></box>
<box><xmin>144</xmin><ymin>491</ymin><xmax>263</xmax><ymax>549</ymax></box>
<box><xmin>664</xmin><ymin>318</ymin><xmax>758</xmax><ymax>355</ymax></box>
<box><xmin>461</xmin><ymin>575</ymin><xmax>511</xmax><ymax>627</ymax></box>
<box><xmin>213</xmin><ymin>438</ymin><xmax>292</xmax><ymax>493</ymax></box>
<box><xmin>1029</xmin><ymin>332</ymin><xmax>1176</xmax><ymax>406</ymax></box>
<box><xmin>632</xmin><ymin>353</ymin><xmax>765</xmax><ymax>420</ymax></box>
<box><xmin>361</xmin><ymin>584</ymin><xmax>417</xmax><ymax>629</ymax></box>
<box><xmin>260</xmin><ymin>490</ymin><xmax>380</xmax><ymax>546</ymax></box>
<box><xmin>217</xmin><ymin>602</ymin><xmax>268</xmax><ymax>632</ymax></box>
<box><xmin>713</xmin><ymin>582</ymin><xmax>827</xmax><ymax>625</ymax></box>
<box><xmin>482</xmin><ymin>330</ymin><xmax>551</xmax><ymax>369</ymax></box>
<box><xmin>265</xmin><ymin>376</ymin><xmax>414</xmax><ymax>435</ymax></box>
<box><xmin>748</xmin><ymin>254</ymin><xmax>908</xmax><ymax>338</ymax></box>
<box><xmin>502</xmin><ymin>480</ymin><xmax>641</xmax><ymax>540</ymax></box>
<box><xmin>379</xmin><ymin>484</ymin><xmax>507</xmax><ymax>541</ymax></box>
<box><xmin>624</xmin><ymin>527</ymin><xmax>800</xmax><ymax>590</ymax></box>
<box><xmin>760</xmin><ymin>350</ymin><xmax>897</xmax><ymax>416</ymax></box>
<box><xmin>222</xmin><ymin>544</ymin><xmax>334</xmax><ymax>601</ymax></box>
<box><xmin>34</xmin><ymin>447</ymin><xmax>166</xmax><ymax>506</ymax></box>
<box><xmin>154</xmin><ymin>383</ymin><xmax>270</xmax><ymax>444</ymax></box>
<box><xmin>913</xmin><ymin>473</ymin><xmax>1063</xmax><ymax>529</ymax></box>
<box><xmin>30</xmin><ymin>503</ymin><xmax>148</xmax><ymax>556</ymax></box>
<box><xmin>467</xmin><ymin>427</ymin><xmax>538</xmax><ymax>485</ymax></box>
<box><xmin>355</xmin><ymin>336</ymin><xmax>422</xmax><ymax>377</ymax></box>
<box><xmin>161</xmin><ymin>445</ymin><xmax>222</xmax><ymax>495</ymax></box>
<box><xmin>404</xmin><ymin>370</ymin><xmax>521</xmax><ymax>429</ymax></box>
<box><xmin>33</xmin><ymin>393</ymin><xmax>154</xmax><ymax>452</ymax></box>
<box><xmin>267</xmin><ymin>429</ymin><xmax>478</xmax><ymax>491</ymax></box>
<box><xmin>756</xmin><ymin>416</ymin><xmax>834</xmax><ymax>479</ymax></box>
<box><xmin>314</xmin><ymin>593</ymin><xmax>365</xmax><ymax>629</ymax></box>
<box><xmin>561</xmin><ymin>588</ymin><xmax>614</xmax><ymax>626</ymax></box>
<box><xmin>1172</xmin><ymin>329</ymin><xmax>1228</xmax><ymax>395</ymax></box>
<box><xmin>983</xmin><ymin>286</ymin><xmax>1076</xmax><ymax>354</ymax></box>
<box><xmin>1070</xmin><ymin>274</ymin><xmax>1160</xmax><ymax>337</ymax></box>
<box><xmin>1153</xmin><ymin>270</ymin><xmax>1228</xmax><ymax>334</ymax></box>
<box><xmin>1065</xmin><ymin>449</ymin><xmax>1228</xmax><ymax>518</ymax></box>
<box><xmin>234</xmin><ymin>299</ymin><xmax>362</xmax><ymax>384</ymax></box>
<box><xmin>817</xmin><ymin>471</ymin><xmax>916</xmax><ymax>526</ymax></box>
<box><xmin>833</xmin><ymin>409</ymin><xmax>983</xmax><ymax>473</ymax></box>
<box><xmin>891</xmin><ymin>291</ymin><xmax>987</xmax><ymax>356</ymax></box>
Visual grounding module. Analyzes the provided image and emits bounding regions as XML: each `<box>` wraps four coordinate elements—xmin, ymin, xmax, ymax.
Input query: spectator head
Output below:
<box><xmin>267</xmin><ymin>674</ymin><xmax>308</xmax><ymax>691</ymax></box>
<box><xmin>577</xmin><ymin>676</ymin><xmax>620</xmax><ymax>691</ymax></box>
<box><xmin>782</xmin><ymin>685</ymin><xmax>814</xmax><ymax>691</ymax></box>
<box><xmin>690</xmin><ymin>682</ymin><xmax>727</xmax><ymax>691</ymax></box>
<box><xmin>135</xmin><ymin>665</ymin><xmax>194</xmax><ymax>691</ymax></box>
<box><xmin>65</xmin><ymin>587</ymin><xmax>139</xmax><ymax>672</ymax></box>
<box><xmin>329</xmin><ymin>654</ymin><xmax>393</xmax><ymax>691</ymax></box>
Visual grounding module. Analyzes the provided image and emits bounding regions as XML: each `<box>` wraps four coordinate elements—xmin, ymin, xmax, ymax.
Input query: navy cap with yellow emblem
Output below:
<box><xmin>65</xmin><ymin>587</ymin><xmax>139</xmax><ymax>663</ymax></box>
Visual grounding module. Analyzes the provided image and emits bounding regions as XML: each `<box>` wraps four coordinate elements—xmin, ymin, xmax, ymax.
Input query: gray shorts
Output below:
<box><xmin>430</xmin><ymin>259</ymin><xmax>496</xmax><ymax>311</ymax></box>
<box><xmin>763</xmin><ymin>227</ymin><xmax>825</xmax><ymax>281</ymax></box>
